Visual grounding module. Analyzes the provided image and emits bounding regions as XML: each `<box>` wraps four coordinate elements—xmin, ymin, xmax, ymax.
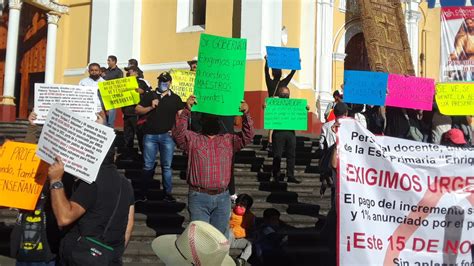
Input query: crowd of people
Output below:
<box><xmin>2</xmin><ymin>53</ymin><xmax>473</xmax><ymax>266</ymax></box>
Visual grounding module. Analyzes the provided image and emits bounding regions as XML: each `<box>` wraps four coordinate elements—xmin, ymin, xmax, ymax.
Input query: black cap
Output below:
<box><xmin>334</xmin><ymin>102</ymin><xmax>348</xmax><ymax>117</ymax></box>
<box><xmin>157</xmin><ymin>72</ymin><xmax>172</xmax><ymax>82</ymax></box>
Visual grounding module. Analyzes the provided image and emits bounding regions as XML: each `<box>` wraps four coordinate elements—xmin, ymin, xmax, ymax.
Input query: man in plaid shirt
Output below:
<box><xmin>172</xmin><ymin>95</ymin><xmax>255</xmax><ymax>235</ymax></box>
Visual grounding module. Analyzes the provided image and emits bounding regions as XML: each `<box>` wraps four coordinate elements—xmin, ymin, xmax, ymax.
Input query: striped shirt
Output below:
<box><xmin>172</xmin><ymin>108</ymin><xmax>254</xmax><ymax>189</ymax></box>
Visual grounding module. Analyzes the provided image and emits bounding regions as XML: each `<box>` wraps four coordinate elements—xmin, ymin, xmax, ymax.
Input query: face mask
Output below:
<box><xmin>279</xmin><ymin>94</ymin><xmax>290</xmax><ymax>98</ymax></box>
<box><xmin>158</xmin><ymin>82</ymin><xmax>169</xmax><ymax>93</ymax></box>
<box><xmin>233</xmin><ymin>206</ymin><xmax>246</xmax><ymax>216</ymax></box>
<box><xmin>90</xmin><ymin>74</ymin><xmax>100</xmax><ymax>81</ymax></box>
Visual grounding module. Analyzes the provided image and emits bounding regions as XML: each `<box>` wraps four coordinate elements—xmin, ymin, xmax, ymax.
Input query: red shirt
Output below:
<box><xmin>172</xmin><ymin>108</ymin><xmax>255</xmax><ymax>189</ymax></box>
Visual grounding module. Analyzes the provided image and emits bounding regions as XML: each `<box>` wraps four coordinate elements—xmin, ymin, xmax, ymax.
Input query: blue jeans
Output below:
<box><xmin>188</xmin><ymin>190</ymin><xmax>231</xmax><ymax>236</ymax></box>
<box><xmin>143</xmin><ymin>133</ymin><xmax>175</xmax><ymax>194</ymax></box>
<box><xmin>107</xmin><ymin>109</ymin><xmax>116</xmax><ymax>128</ymax></box>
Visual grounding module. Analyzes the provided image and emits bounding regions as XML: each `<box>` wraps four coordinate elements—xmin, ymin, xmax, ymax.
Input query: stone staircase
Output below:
<box><xmin>0</xmin><ymin>122</ymin><xmax>335</xmax><ymax>266</ymax></box>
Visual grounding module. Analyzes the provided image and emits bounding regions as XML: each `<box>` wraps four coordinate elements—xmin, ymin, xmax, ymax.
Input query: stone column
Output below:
<box><xmin>316</xmin><ymin>0</ymin><xmax>334</xmax><ymax>122</ymax></box>
<box><xmin>44</xmin><ymin>12</ymin><xmax>60</xmax><ymax>84</ymax></box>
<box><xmin>405</xmin><ymin>1</ymin><xmax>421</xmax><ymax>75</ymax></box>
<box><xmin>0</xmin><ymin>0</ymin><xmax>22</xmax><ymax>122</ymax></box>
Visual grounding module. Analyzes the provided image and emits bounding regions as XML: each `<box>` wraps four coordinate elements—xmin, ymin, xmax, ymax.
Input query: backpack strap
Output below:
<box><xmin>100</xmin><ymin>178</ymin><xmax>123</xmax><ymax>240</ymax></box>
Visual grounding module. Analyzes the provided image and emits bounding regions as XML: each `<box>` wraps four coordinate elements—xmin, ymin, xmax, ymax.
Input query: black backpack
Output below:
<box><xmin>10</xmin><ymin>193</ymin><xmax>55</xmax><ymax>262</ymax></box>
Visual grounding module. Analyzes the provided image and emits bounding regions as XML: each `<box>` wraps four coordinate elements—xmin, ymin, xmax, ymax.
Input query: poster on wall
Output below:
<box><xmin>440</xmin><ymin>6</ymin><xmax>474</xmax><ymax>81</ymax></box>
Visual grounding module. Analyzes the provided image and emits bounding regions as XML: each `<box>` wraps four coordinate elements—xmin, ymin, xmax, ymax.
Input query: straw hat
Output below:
<box><xmin>151</xmin><ymin>221</ymin><xmax>235</xmax><ymax>266</ymax></box>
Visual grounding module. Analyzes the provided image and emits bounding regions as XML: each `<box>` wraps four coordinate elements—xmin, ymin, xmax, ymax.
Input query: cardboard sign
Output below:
<box><xmin>343</xmin><ymin>70</ymin><xmax>388</xmax><ymax>106</ymax></box>
<box><xmin>36</xmin><ymin>104</ymin><xmax>116</xmax><ymax>183</ymax></box>
<box><xmin>98</xmin><ymin>77</ymin><xmax>140</xmax><ymax>110</ymax></box>
<box><xmin>264</xmin><ymin>98</ymin><xmax>307</xmax><ymax>130</ymax></box>
<box><xmin>171</xmin><ymin>69</ymin><xmax>195</xmax><ymax>101</ymax></box>
<box><xmin>0</xmin><ymin>141</ymin><xmax>48</xmax><ymax>210</ymax></box>
<box><xmin>435</xmin><ymin>83</ymin><xmax>474</xmax><ymax>115</ymax></box>
<box><xmin>34</xmin><ymin>83</ymin><xmax>100</xmax><ymax>124</ymax></box>
<box><xmin>338</xmin><ymin>119</ymin><xmax>474</xmax><ymax>265</ymax></box>
<box><xmin>192</xmin><ymin>34</ymin><xmax>247</xmax><ymax>116</ymax></box>
<box><xmin>386</xmin><ymin>74</ymin><xmax>435</xmax><ymax>111</ymax></box>
<box><xmin>266</xmin><ymin>46</ymin><xmax>301</xmax><ymax>70</ymax></box>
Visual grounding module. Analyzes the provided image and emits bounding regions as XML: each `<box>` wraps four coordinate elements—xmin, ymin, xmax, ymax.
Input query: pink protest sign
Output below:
<box><xmin>385</xmin><ymin>74</ymin><xmax>435</xmax><ymax>111</ymax></box>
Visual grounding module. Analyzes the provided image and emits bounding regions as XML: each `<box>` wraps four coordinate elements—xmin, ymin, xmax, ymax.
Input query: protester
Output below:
<box><xmin>319</xmin><ymin>102</ymin><xmax>348</xmax><ymax>205</ymax></box>
<box><xmin>121</xmin><ymin>66</ymin><xmax>151</xmax><ymax>157</ymax></box>
<box><xmin>384</xmin><ymin>107</ymin><xmax>410</xmax><ymax>138</ymax></box>
<box><xmin>254</xmin><ymin>208</ymin><xmax>289</xmax><ymax>266</ymax></box>
<box><xmin>364</xmin><ymin>105</ymin><xmax>385</xmax><ymax>135</ymax></box>
<box><xmin>135</xmin><ymin>72</ymin><xmax>184</xmax><ymax>203</ymax></box>
<box><xmin>347</xmin><ymin>103</ymin><xmax>367</xmax><ymax>128</ymax></box>
<box><xmin>270</xmin><ymin>87</ymin><xmax>307</xmax><ymax>184</ymax></box>
<box><xmin>48</xmin><ymin>145</ymin><xmax>135</xmax><ymax>265</ymax></box>
<box><xmin>431</xmin><ymin>103</ymin><xmax>452</xmax><ymax>144</ymax></box>
<box><xmin>124</xmin><ymin>58</ymin><xmax>144</xmax><ymax>79</ymax></box>
<box><xmin>187</xmin><ymin>56</ymin><xmax>198</xmax><ymax>72</ymax></box>
<box><xmin>100</xmin><ymin>67</ymin><xmax>107</xmax><ymax>78</ymax></box>
<box><xmin>324</xmin><ymin>88</ymin><xmax>344</xmax><ymax>122</ymax></box>
<box><xmin>229</xmin><ymin>194</ymin><xmax>255</xmax><ymax>266</ymax></box>
<box><xmin>264</xmin><ymin>56</ymin><xmax>297</xmax><ymax>151</ymax></box>
<box><xmin>151</xmin><ymin>221</ymin><xmax>235</xmax><ymax>266</ymax></box>
<box><xmin>441</xmin><ymin>128</ymin><xmax>470</xmax><ymax>147</ymax></box>
<box><xmin>172</xmin><ymin>95</ymin><xmax>254</xmax><ymax>235</ymax></box>
<box><xmin>9</xmin><ymin>112</ymin><xmax>63</xmax><ymax>266</ymax></box>
<box><xmin>79</xmin><ymin>63</ymin><xmax>105</xmax><ymax>114</ymax></box>
<box><xmin>103</xmin><ymin>55</ymin><xmax>124</xmax><ymax>128</ymax></box>
<box><xmin>451</xmin><ymin>115</ymin><xmax>473</xmax><ymax>146</ymax></box>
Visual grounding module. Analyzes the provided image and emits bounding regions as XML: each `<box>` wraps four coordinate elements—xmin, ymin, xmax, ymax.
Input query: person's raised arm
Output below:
<box><xmin>281</xmin><ymin>69</ymin><xmax>296</xmax><ymax>87</ymax></box>
<box><xmin>171</xmin><ymin>95</ymin><xmax>196</xmax><ymax>153</ymax></box>
<box><xmin>25</xmin><ymin>111</ymin><xmax>39</xmax><ymax>144</ymax></box>
<box><xmin>48</xmin><ymin>157</ymin><xmax>87</xmax><ymax>227</ymax></box>
<box><xmin>264</xmin><ymin>56</ymin><xmax>272</xmax><ymax>88</ymax></box>
<box><xmin>233</xmin><ymin>101</ymin><xmax>255</xmax><ymax>151</ymax></box>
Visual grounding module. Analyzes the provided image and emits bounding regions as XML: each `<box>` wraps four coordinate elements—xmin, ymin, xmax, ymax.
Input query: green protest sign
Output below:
<box><xmin>264</xmin><ymin>98</ymin><xmax>308</xmax><ymax>130</ymax></box>
<box><xmin>192</xmin><ymin>34</ymin><xmax>247</xmax><ymax>115</ymax></box>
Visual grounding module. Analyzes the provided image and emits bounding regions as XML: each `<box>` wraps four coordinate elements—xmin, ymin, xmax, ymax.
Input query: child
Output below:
<box><xmin>229</xmin><ymin>194</ymin><xmax>255</xmax><ymax>266</ymax></box>
<box><xmin>255</xmin><ymin>208</ymin><xmax>290</xmax><ymax>265</ymax></box>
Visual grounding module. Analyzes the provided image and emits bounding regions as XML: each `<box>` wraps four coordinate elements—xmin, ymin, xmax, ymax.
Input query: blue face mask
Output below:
<box><xmin>158</xmin><ymin>82</ymin><xmax>169</xmax><ymax>93</ymax></box>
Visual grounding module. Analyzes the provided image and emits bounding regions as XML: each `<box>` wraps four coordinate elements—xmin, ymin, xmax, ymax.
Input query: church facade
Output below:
<box><xmin>0</xmin><ymin>0</ymin><xmax>441</xmax><ymax>133</ymax></box>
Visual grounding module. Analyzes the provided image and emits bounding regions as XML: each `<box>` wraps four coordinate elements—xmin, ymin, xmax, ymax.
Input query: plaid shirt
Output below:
<box><xmin>172</xmin><ymin>108</ymin><xmax>255</xmax><ymax>189</ymax></box>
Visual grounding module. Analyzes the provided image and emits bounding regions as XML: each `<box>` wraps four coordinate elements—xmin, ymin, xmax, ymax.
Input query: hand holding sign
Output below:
<box><xmin>48</xmin><ymin>156</ymin><xmax>65</xmax><ymax>183</ymax></box>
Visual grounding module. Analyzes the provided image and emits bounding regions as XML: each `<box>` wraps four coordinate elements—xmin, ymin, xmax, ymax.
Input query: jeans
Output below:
<box><xmin>272</xmin><ymin>130</ymin><xmax>296</xmax><ymax>179</ymax></box>
<box><xmin>188</xmin><ymin>190</ymin><xmax>231</xmax><ymax>236</ymax></box>
<box><xmin>143</xmin><ymin>133</ymin><xmax>175</xmax><ymax>194</ymax></box>
<box><xmin>106</xmin><ymin>109</ymin><xmax>116</xmax><ymax>128</ymax></box>
<box><xmin>229</xmin><ymin>230</ymin><xmax>252</xmax><ymax>261</ymax></box>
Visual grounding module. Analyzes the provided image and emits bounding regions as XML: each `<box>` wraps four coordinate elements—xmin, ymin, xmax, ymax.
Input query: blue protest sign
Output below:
<box><xmin>266</xmin><ymin>46</ymin><xmax>301</xmax><ymax>70</ymax></box>
<box><xmin>343</xmin><ymin>70</ymin><xmax>388</xmax><ymax>106</ymax></box>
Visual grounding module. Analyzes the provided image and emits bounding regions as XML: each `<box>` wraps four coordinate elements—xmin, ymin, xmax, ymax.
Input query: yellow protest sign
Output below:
<box><xmin>0</xmin><ymin>141</ymin><xmax>48</xmax><ymax>210</ymax></box>
<box><xmin>171</xmin><ymin>69</ymin><xmax>195</xmax><ymax>101</ymax></box>
<box><xmin>435</xmin><ymin>83</ymin><xmax>474</xmax><ymax>115</ymax></box>
<box><xmin>98</xmin><ymin>77</ymin><xmax>140</xmax><ymax>110</ymax></box>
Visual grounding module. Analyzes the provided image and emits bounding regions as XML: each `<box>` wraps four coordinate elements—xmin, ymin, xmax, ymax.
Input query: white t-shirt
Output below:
<box><xmin>79</xmin><ymin>77</ymin><xmax>105</xmax><ymax>112</ymax></box>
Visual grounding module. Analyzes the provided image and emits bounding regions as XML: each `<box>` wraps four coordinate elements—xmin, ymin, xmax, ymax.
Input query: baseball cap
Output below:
<box><xmin>444</xmin><ymin>129</ymin><xmax>467</xmax><ymax>145</ymax></box>
<box><xmin>158</xmin><ymin>72</ymin><xmax>172</xmax><ymax>82</ymax></box>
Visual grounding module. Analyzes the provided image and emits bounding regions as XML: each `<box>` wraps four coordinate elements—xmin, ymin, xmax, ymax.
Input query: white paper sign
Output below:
<box><xmin>36</xmin><ymin>104</ymin><xmax>115</xmax><ymax>183</ymax></box>
<box><xmin>34</xmin><ymin>83</ymin><xmax>100</xmax><ymax>124</ymax></box>
<box><xmin>338</xmin><ymin>119</ymin><xmax>474</xmax><ymax>265</ymax></box>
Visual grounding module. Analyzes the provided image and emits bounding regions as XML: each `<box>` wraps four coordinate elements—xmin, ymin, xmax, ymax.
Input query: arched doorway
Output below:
<box><xmin>344</xmin><ymin>32</ymin><xmax>370</xmax><ymax>71</ymax></box>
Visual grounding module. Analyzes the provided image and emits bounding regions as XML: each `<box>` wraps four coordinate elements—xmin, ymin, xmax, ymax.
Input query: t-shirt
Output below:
<box><xmin>139</xmin><ymin>90</ymin><xmax>184</xmax><ymax>135</ymax></box>
<box><xmin>69</xmin><ymin>164</ymin><xmax>134</xmax><ymax>247</ymax></box>
<box><xmin>104</xmin><ymin>67</ymin><xmax>124</xmax><ymax>81</ymax></box>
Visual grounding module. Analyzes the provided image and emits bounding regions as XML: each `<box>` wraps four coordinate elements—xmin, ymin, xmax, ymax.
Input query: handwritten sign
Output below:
<box><xmin>0</xmin><ymin>141</ymin><xmax>48</xmax><ymax>210</ymax></box>
<box><xmin>264</xmin><ymin>98</ymin><xmax>307</xmax><ymax>130</ymax></box>
<box><xmin>34</xmin><ymin>84</ymin><xmax>100</xmax><ymax>124</ymax></box>
<box><xmin>343</xmin><ymin>70</ymin><xmax>388</xmax><ymax>106</ymax></box>
<box><xmin>435</xmin><ymin>83</ymin><xmax>474</xmax><ymax>115</ymax></box>
<box><xmin>98</xmin><ymin>77</ymin><xmax>140</xmax><ymax>110</ymax></box>
<box><xmin>385</xmin><ymin>74</ymin><xmax>435</xmax><ymax>111</ymax></box>
<box><xmin>266</xmin><ymin>46</ymin><xmax>301</xmax><ymax>70</ymax></box>
<box><xmin>36</xmin><ymin>104</ymin><xmax>115</xmax><ymax>183</ymax></box>
<box><xmin>171</xmin><ymin>69</ymin><xmax>195</xmax><ymax>101</ymax></box>
<box><xmin>192</xmin><ymin>34</ymin><xmax>247</xmax><ymax>116</ymax></box>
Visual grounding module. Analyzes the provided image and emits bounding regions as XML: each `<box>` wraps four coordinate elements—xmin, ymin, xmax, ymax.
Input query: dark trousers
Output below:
<box><xmin>137</xmin><ymin>125</ymin><xmax>145</xmax><ymax>154</ymax></box>
<box><xmin>272</xmin><ymin>130</ymin><xmax>296</xmax><ymax>179</ymax></box>
<box><xmin>123</xmin><ymin>115</ymin><xmax>137</xmax><ymax>149</ymax></box>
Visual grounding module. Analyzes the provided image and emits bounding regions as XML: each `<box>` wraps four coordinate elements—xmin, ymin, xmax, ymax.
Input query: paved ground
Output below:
<box><xmin>0</xmin><ymin>256</ymin><xmax>14</xmax><ymax>266</ymax></box>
